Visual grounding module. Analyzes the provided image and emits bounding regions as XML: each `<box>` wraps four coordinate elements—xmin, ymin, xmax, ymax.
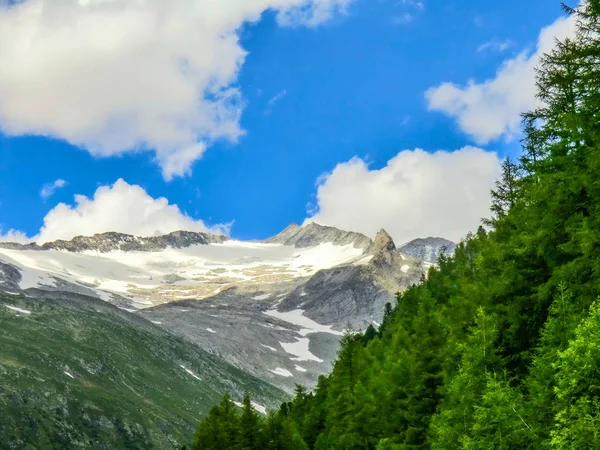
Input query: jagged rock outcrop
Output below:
<box><xmin>0</xmin><ymin>230</ymin><xmax>228</xmax><ymax>253</ymax></box>
<box><xmin>264</xmin><ymin>222</ymin><xmax>373</xmax><ymax>251</ymax></box>
<box><xmin>278</xmin><ymin>228</ymin><xmax>424</xmax><ymax>330</ymax></box>
<box><xmin>400</xmin><ymin>237</ymin><xmax>457</xmax><ymax>264</ymax></box>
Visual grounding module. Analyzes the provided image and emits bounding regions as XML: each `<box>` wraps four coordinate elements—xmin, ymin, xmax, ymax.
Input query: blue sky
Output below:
<box><xmin>0</xmin><ymin>0</ymin><xmax>573</xmax><ymax>244</ymax></box>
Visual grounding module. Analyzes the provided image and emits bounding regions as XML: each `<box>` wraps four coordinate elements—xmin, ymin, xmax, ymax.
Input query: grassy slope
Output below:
<box><xmin>0</xmin><ymin>292</ymin><xmax>286</xmax><ymax>449</ymax></box>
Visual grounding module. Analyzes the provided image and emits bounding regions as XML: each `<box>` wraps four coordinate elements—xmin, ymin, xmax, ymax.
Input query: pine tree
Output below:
<box><xmin>239</xmin><ymin>393</ymin><xmax>264</xmax><ymax>450</ymax></box>
<box><xmin>483</xmin><ymin>158</ymin><xmax>521</xmax><ymax>229</ymax></box>
<box><xmin>263</xmin><ymin>412</ymin><xmax>308</xmax><ymax>450</ymax></box>
<box><xmin>191</xmin><ymin>393</ymin><xmax>241</xmax><ymax>450</ymax></box>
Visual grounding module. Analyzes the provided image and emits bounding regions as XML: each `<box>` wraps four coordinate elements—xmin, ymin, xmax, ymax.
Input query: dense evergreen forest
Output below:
<box><xmin>188</xmin><ymin>2</ymin><xmax>600</xmax><ymax>448</ymax></box>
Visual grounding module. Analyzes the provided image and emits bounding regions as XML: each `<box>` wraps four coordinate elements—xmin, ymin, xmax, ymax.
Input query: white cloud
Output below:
<box><xmin>268</xmin><ymin>90</ymin><xmax>288</xmax><ymax>106</ymax></box>
<box><xmin>391</xmin><ymin>0</ymin><xmax>424</xmax><ymax>25</ymax></box>
<box><xmin>2</xmin><ymin>179</ymin><xmax>231</xmax><ymax>244</ymax></box>
<box><xmin>0</xmin><ymin>228</ymin><xmax>30</xmax><ymax>244</ymax></box>
<box><xmin>425</xmin><ymin>14</ymin><xmax>576</xmax><ymax>144</ymax></box>
<box><xmin>0</xmin><ymin>0</ymin><xmax>352</xmax><ymax>180</ymax></box>
<box><xmin>477</xmin><ymin>39</ymin><xmax>513</xmax><ymax>53</ymax></box>
<box><xmin>265</xmin><ymin>89</ymin><xmax>288</xmax><ymax>114</ymax></box>
<box><xmin>391</xmin><ymin>13</ymin><xmax>414</xmax><ymax>25</ymax></box>
<box><xmin>306</xmin><ymin>147</ymin><xmax>502</xmax><ymax>243</ymax></box>
<box><xmin>40</xmin><ymin>179</ymin><xmax>67</xmax><ymax>200</ymax></box>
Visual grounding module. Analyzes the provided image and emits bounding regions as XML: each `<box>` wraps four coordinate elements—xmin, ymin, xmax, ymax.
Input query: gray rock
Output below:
<box><xmin>0</xmin><ymin>230</ymin><xmax>228</xmax><ymax>253</ymax></box>
<box><xmin>400</xmin><ymin>237</ymin><xmax>457</xmax><ymax>264</ymax></box>
<box><xmin>264</xmin><ymin>222</ymin><xmax>373</xmax><ymax>251</ymax></box>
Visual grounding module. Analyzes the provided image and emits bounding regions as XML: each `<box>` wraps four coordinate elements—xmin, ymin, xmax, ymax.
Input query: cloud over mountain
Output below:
<box><xmin>306</xmin><ymin>147</ymin><xmax>502</xmax><ymax>243</ymax></box>
<box><xmin>1</xmin><ymin>180</ymin><xmax>230</xmax><ymax>244</ymax></box>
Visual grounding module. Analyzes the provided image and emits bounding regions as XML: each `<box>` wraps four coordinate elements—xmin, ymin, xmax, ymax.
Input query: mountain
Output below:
<box><xmin>0</xmin><ymin>291</ymin><xmax>285</xmax><ymax>449</ymax></box>
<box><xmin>0</xmin><ymin>223</ymin><xmax>427</xmax><ymax>393</ymax></box>
<box><xmin>265</xmin><ymin>222</ymin><xmax>373</xmax><ymax>250</ymax></box>
<box><xmin>399</xmin><ymin>236</ymin><xmax>457</xmax><ymax>264</ymax></box>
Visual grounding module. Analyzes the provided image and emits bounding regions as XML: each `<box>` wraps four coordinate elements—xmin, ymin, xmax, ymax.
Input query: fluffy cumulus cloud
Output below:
<box><xmin>425</xmin><ymin>15</ymin><xmax>576</xmax><ymax>144</ymax></box>
<box><xmin>306</xmin><ymin>147</ymin><xmax>502</xmax><ymax>244</ymax></box>
<box><xmin>1</xmin><ymin>179</ymin><xmax>231</xmax><ymax>244</ymax></box>
<box><xmin>0</xmin><ymin>0</ymin><xmax>351</xmax><ymax>180</ymax></box>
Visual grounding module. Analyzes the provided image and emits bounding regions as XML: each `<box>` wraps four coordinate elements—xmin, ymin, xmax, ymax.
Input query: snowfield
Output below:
<box><xmin>0</xmin><ymin>241</ymin><xmax>365</xmax><ymax>307</ymax></box>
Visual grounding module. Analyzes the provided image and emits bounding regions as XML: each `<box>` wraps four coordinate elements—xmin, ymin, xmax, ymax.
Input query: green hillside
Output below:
<box><xmin>0</xmin><ymin>292</ymin><xmax>286</xmax><ymax>449</ymax></box>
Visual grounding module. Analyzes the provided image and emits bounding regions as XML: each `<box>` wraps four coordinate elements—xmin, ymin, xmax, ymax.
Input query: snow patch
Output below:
<box><xmin>264</xmin><ymin>309</ymin><xmax>343</xmax><ymax>336</ymax></box>
<box><xmin>269</xmin><ymin>367</ymin><xmax>293</xmax><ymax>377</ymax></box>
<box><xmin>4</xmin><ymin>305</ymin><xmax>32</xmax><ymax>315</ymax></box>
<box><xmin>64</xmin><ymin>371</ymin><xmax>74</xmax><ymax>379</ymax></box>
<box><xmin>252</xmin><ymin>293</ymin><xmax>272</xmax><ymax>300</ymax></box>
<box><xmin>295</xmin><ymin>365</ymin><xmax>307</xmax><ymax>373</ymax></box>
<box><xmin>279</xmin><ymin>338</ymin><xmax>323</xmax><ymax>363</ymax></box>
<box><xmin>252</xmin><ymin>402</ymin><xmax>267</xmax><ymax>415</ymax></box>
<box><xmin>180</xmin><ymin>365</ymin><xmax>201</xmax><ymax>381</ymax></box>
<box><xmin>206</xmin><ymin>328</ymin><xmax>216</xmax><ymax>333</ymax></box>
<box><xmin>150</xmin><ymin>320</ymin><xmax>162</xmax><ymax>325</ymax></box>
<box><xmin>401</xmin><ymin>265</ymin><xmax>410</xmax><ymax>273</ymax></box>
<box><xmin>233</xmin><ymin>400</ymin><xmax>267</xmax><ymax>415</ymax></box>
<box><xmin>261</xmin><ymin>344</ymin><xmax>277</xmax><ymax>352</ymax></box>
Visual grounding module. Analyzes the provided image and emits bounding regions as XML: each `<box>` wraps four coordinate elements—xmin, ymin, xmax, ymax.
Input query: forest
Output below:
<box><xmin>188</xmin><ymin>2</ymin><xmax>600</xmax><ymax>448</ymax></box>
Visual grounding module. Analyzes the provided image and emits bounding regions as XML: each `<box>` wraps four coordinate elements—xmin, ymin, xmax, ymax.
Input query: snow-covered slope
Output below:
<box><xmin>0</xmin><ymin>238</ymin><xmax>366</xmax><ymax>309</ymax></box>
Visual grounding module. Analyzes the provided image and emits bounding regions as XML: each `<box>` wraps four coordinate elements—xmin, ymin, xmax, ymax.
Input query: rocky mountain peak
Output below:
<box><xmin>265</xmin><ymin>222</ymin><xmax>373</xmax><ymax>251</ymax></box>
<box><xmin>399</xmin><ymin>237</ymin><xmax>457</xmax><ymax>264</ymax></box>
<box><xmin>372</xmin><ymin>229</ymin><xmax>396</xmax><ymax>254</ymax></box>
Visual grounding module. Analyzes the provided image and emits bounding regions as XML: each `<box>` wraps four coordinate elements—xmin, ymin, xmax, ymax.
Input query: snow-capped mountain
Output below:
<box><xmin>399</xmin><ymin>237</ymin><xmax>457</xmax><ymax>264</ymax></box>
<box><xmin>0</xmin><ymin>223</ymin><xmax>428</xmax><ymax>392</ymax></box>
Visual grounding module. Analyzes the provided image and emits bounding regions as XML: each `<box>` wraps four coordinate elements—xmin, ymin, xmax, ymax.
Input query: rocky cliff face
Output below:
<box><xmin>400</xmin><ymin>237</ymin><xmax>457</xmax><ymax>264</ymax></box>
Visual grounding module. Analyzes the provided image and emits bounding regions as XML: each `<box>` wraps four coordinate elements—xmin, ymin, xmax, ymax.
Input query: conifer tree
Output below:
<box><xmin>239</xmin><ymin>393</ymin><xmax>264</xmax><ymax>450</ymax></box>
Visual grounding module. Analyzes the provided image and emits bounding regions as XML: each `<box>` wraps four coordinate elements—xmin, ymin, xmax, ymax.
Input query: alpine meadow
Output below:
<box><xmin>189</xmin><ymin>2</ymin><xmax>600</xmax><ymax>449</ymax></box>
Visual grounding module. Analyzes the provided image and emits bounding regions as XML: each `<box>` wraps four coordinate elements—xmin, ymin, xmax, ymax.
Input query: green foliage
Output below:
<box><xmin>191</xmin><ymin>393</ymin><xmax>306</xmax><ymax>450</ymax></box>
<box><xmin>550</xmin><ymin>299</ymin><xmax>600</xmax><ymax>448</ymax></box>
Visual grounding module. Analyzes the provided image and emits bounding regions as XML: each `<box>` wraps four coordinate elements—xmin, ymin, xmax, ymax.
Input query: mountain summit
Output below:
<box><xmin>265</xmin><ymin>222</ymin><xmax>373</xmax><ymax>250</ymax></box>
